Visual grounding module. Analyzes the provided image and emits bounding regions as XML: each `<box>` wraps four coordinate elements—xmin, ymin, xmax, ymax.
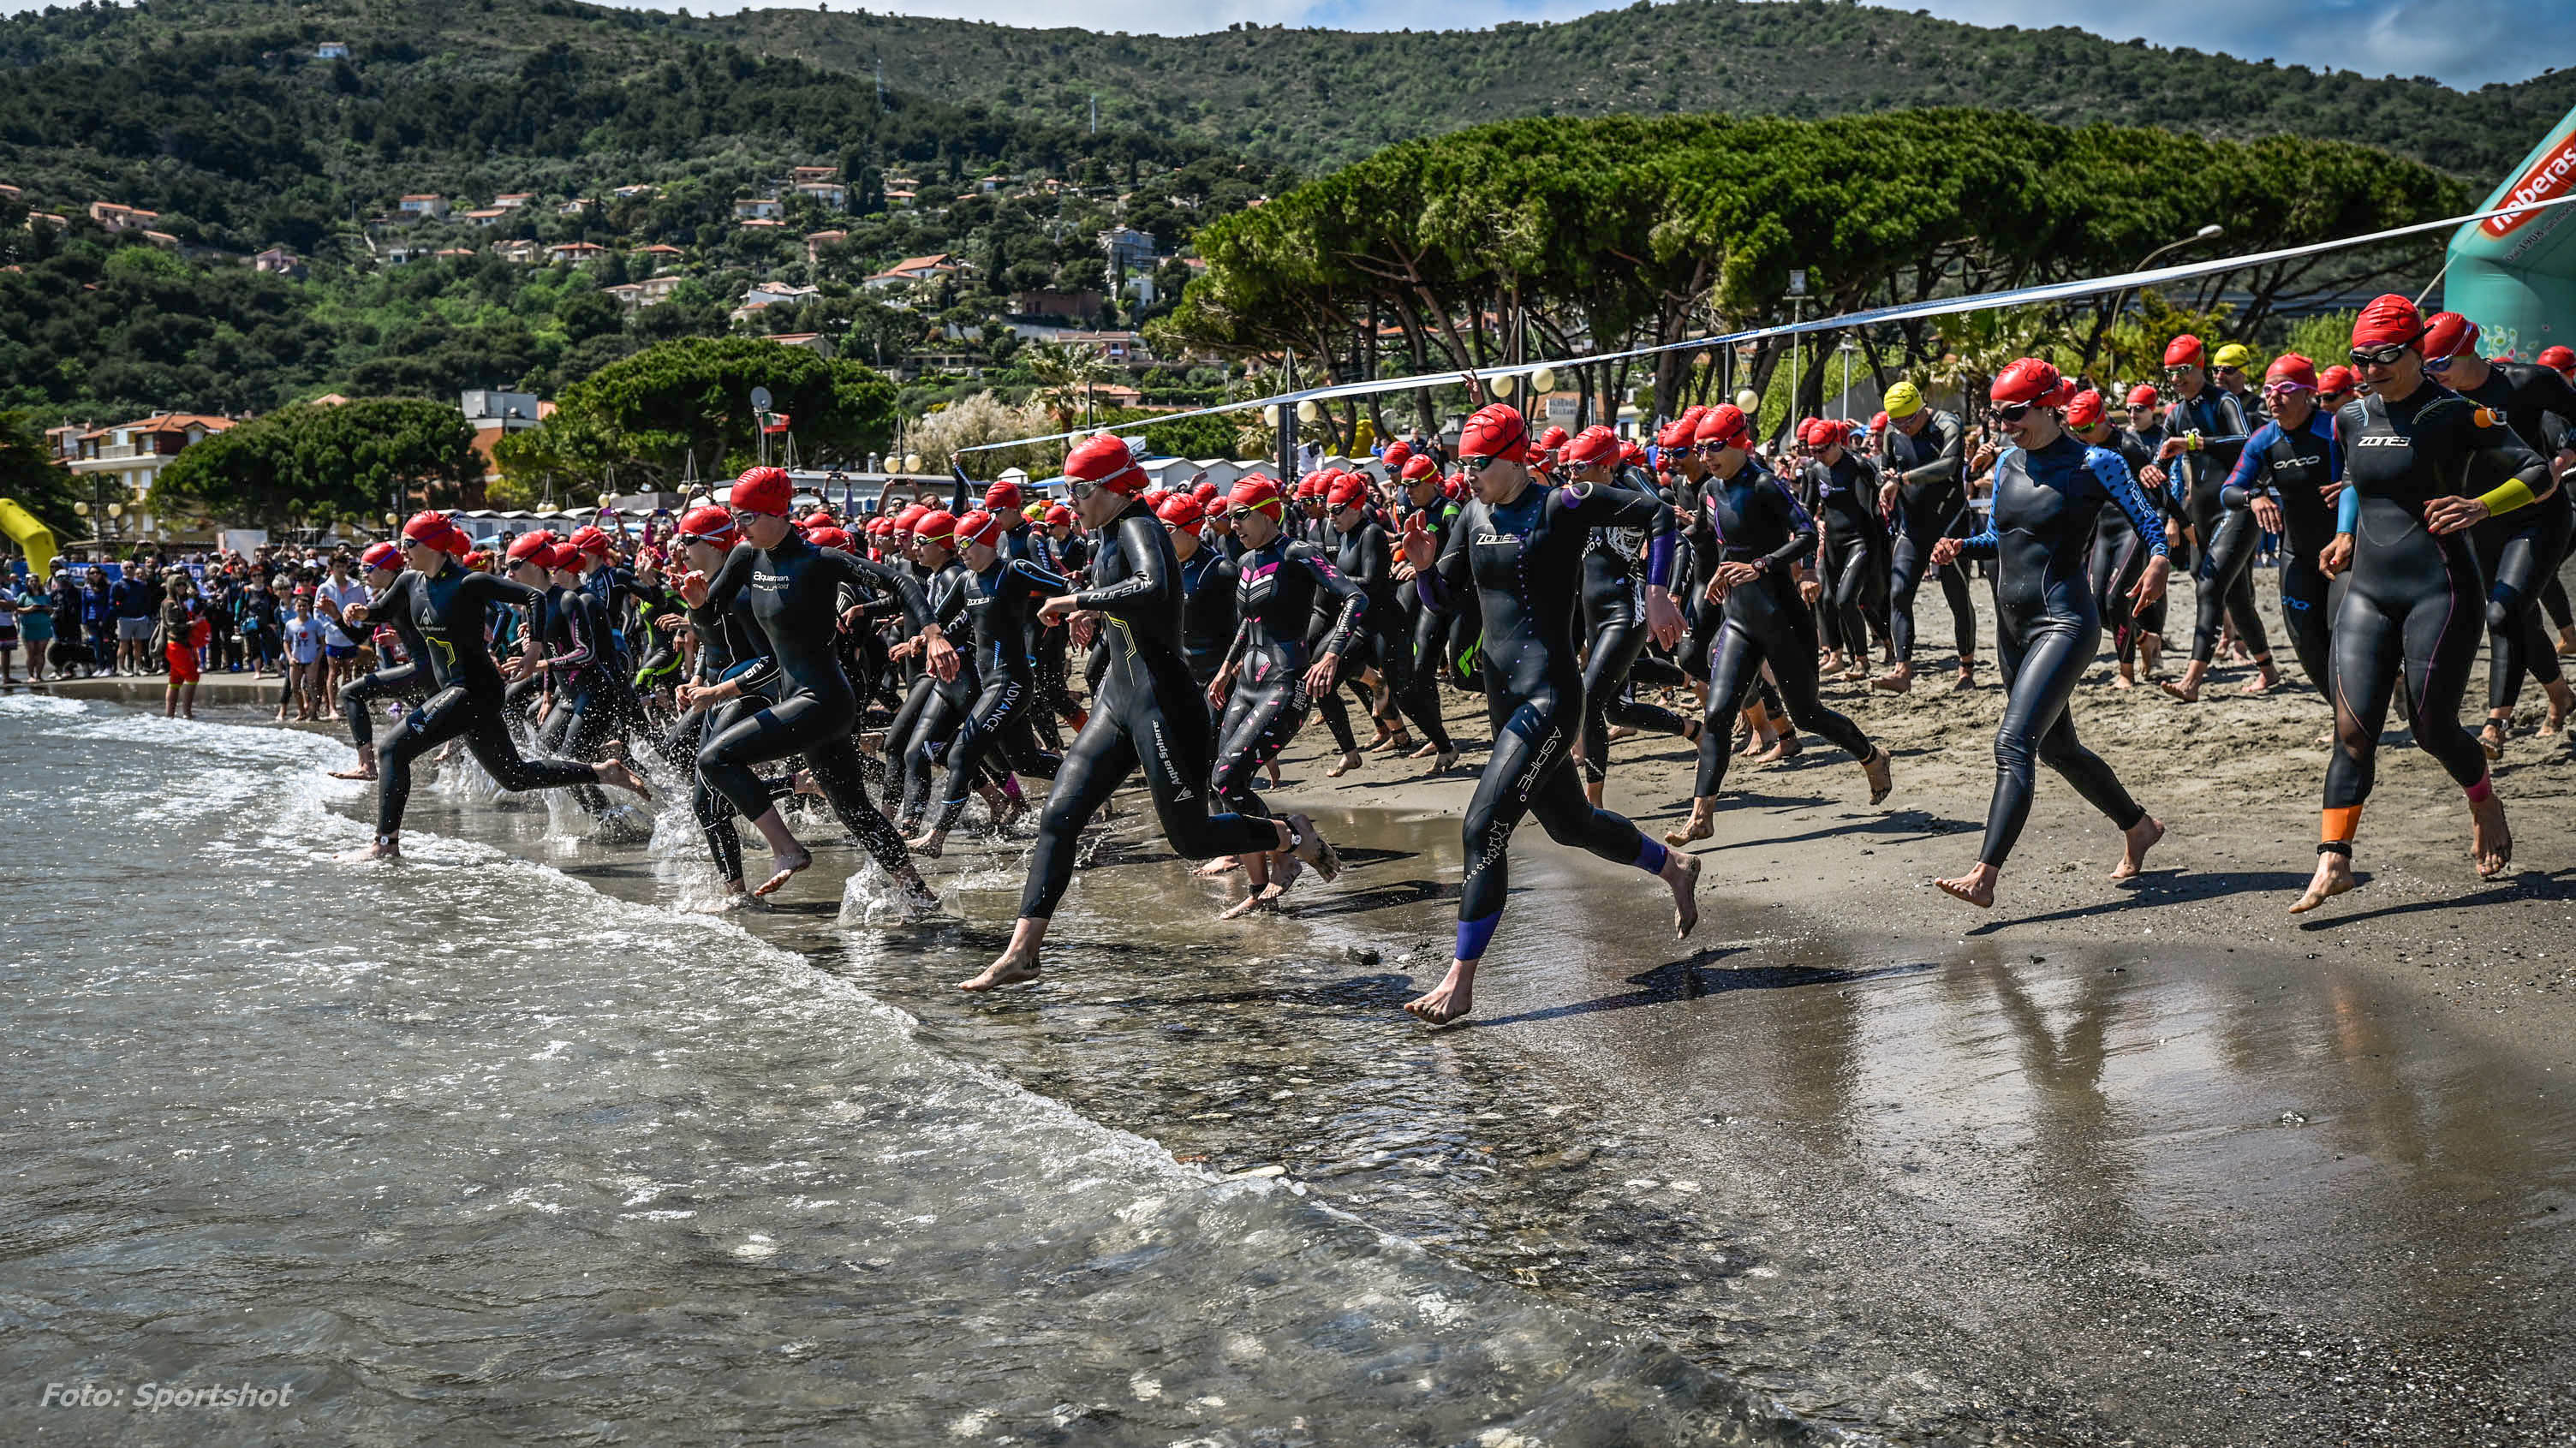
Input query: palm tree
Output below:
<box><xmin>1024</xmin><ymin>342</ymin><xmax>1115</xmax><ymax>428</ymax></box>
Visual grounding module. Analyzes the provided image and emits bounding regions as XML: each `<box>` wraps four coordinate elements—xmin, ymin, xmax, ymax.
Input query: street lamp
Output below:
<box><xmin>2088</xmin><ymin>224</ymin><xmax>2225</xmax><ymax>372</ymax></box>
<box><xmin>2138</xmin><ymin>223</ymin><xmax>2225</xmax><ymax>273</ymax></box>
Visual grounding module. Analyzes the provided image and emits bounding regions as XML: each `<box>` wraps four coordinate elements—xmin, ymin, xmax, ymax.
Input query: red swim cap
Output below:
<box><xmin>806</xmin><ymin>526</ymin><xmax>851</xmax><ymax>551</ymax></box>
<box><xmin>1325</xmin><ymin>472</ymin><xmax>1371</xmax><ymax>511</ymax></box>
<box><xmin>2317</xmin><ymin>365</ymin><xmax>2358</xmax><ymax>395</ymax></box>
<box><xmin>1562</xmin><ymin>425</ymin><xmax>1621</xmax><ymax>468</ymax></box>
<box><xmin>2162</xmin><ymin>334</ymin><xmax>2205</xmax><ymax>368</ymax></box>
<box><xmin>546</xmin><ymin>544</ymin><xmax>587</xmax><ymax>573</ymax></box>
<box><xmin>1154</xmin><ymin>493</ymin><xmax>1205</xmax><ymax>530</ymax></box>
<box><xmin>1869</xmin><ymin>411</ymin><xmax>1890</xmax><ymax>432</ymax></box>
<box><xmin>1382</xmin><ymin>440</ymin><xmax>1413</xmax><ymax>470</ymax></box>
<box><xmin>1990</xmin><ymin>357</ymin><xmax>2075</xmax><ymax>408</ymax></box>
<box><xmin>1228</xmin><ymin>476</ymin><xmax>1285</xmax><ymax>518</ymax></box>
<box><xmin>2352</xmin><ymin>294</ymin><xmax>2424</xmax><ymax>350</ymax></box>
<box><xmin>983</xmin><ymin>480</ymin><xmax>1023</xmax><ymax>512</ymax></box>
<box><xmin>911</xmin><ymin>509</ymin><xmax>958</xmax><ymax>546</ymax></box>
<box><xmin>730</xmin><ymin>466</ymin><xmax>795</xmax><ymax>517</ymax></box>
<box><xmin>402</xmin><ymin>510</ymin><xmax>455</xmax><ymax>546</ymax></box>
<box><xmin>954</xmin><ymin>509</ymin><xmax>1004</xmax><ymax>550</ymax></box>
<box><xmin>1692</xmin><ymin>405</ymin><xmax>1751</xmax><ymax>450</ymax></box>
<box><xmin>891</xmin><ymin>504</ymin><xmax>928</xmax><ymax>533</ymax></box>
<box><xmin>1044</xmin><ymin>504</ymin><xmax>1075</xmax><ymax>527</ymax></box>
<box><xmin>1193</xmin><ymin>480</ymin><xmax>1221</xmax><ymax>503</ymax></box>
<box><xmin>2064</xmin><ymin>390</ymin><xmax>2107</xmax><ymax>429</ymax></box>
<box><xmin>2125</xmin><ymin>384</ymin><xmax>2160</xmax><ymax>408</ymax></box>
<box><xmin>1399</xmin><ymin>454</ymin><xmax>1440</xmax><ymax>483</ymax></box>
<box><xmin>569</xmin><ymin>525</ymin><xmax>614</xmax><ymax>556</ymax></box>
<box><xmin>2264</xmin><ymin>352</ymin><xmax>2319</xmax><ymax>390</ymax></box>
<box><xmin>2420</xmin><ymin>312</ymin><xmax>2480</xmax><ymax>360</ymax></box>
<box><xmin>361</xmin><ymin>542</ymin><xmax>402</xmax><ymax>572</ymax></box>
<box><xmin>1064</xmin><ymin>434</ymin><xmax>1144</xmax><ymax>494</ymax></box>
<box><xmin>1537</xmin><ymin>425</ymin><xmax>1571</xmax><ymax>454</ymax></box>
<box><xmin>504</xmin><ymin>533</ymin><xmax>553</xmax><ymax>564</ymax></box>
<box><xmin>677</xmin><ymin>505</ymin><xmax>738</xmax><ymax>548</ymax></box>
<box><xmin>2539</xmin><ymin>345</ymin><xmax>2576</xmax><ymax>372</ymax></box>
<box><xmin>1619</xmin><ymin>440</ymin><xmax>1648</xmax><ymax>469</ymax></box>
<box><xmin>1459</xmin><ymin>403</ymin><xmax>1531</xmax><ymax>462</ymax></box>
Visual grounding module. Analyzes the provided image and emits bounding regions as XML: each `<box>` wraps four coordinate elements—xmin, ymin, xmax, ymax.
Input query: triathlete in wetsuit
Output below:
<box><xmin>2218</xmin><ymin>355</ymin><xmax>2341</xmax><ymax>696</ymax></box>
<box><xmin>1927</xmin><ymin>360</ymin><xmax>2170</xmax><ymax>909</ymax></box>
<box><xmin>678</xmin><ymin>468</ymin><xmax>940</xmax><ymax>907</ymax></box>
<box><xmin>2158</xmin><ymin>334</ymin><xmax>2279</xmax><ymax>700</ymax></box>
<box><xmin>1331</xmin><ymin>471</ymin><xmax>1449</xmax><ymax>760</ymax></box>
<box><xmin>1873</xmin><ymin>381</ymin><xmax>1979</xmax><ymax>693</ymax></box>
<box><xmin>664</xmin><ymin>507</ymin><xmax>788</xmax><ymax>902</ymax></box>
<box><xmin>1390</xmin><ymin>456</ymin><xmax>1467</xmax><ymax>771</ymax></box>
<box><xmin>2090</xmin><ymin>385</ymin><xmax>2171</xmax><ymax>684</ymax></box>
<box><xmin>963</xmin><ymin>436</ymin><xmax>1339</xmax><ymax>993</ymax></box>
<box><xmin>343</xmin><ymin>513</ymin><xmax>649</xmax><ymax>861</ymax></box>
<box><xmin>906</xmin><ymin>509</ymin><xmax>1068</xmax><ymax>858</ymax></box>
<box><xmin>2293</xmin><ymin>296</ymin><xmax>2549</xmax><ymax>914</ymax></box>
<box><xmin>889</xmin><ymin>510</ymin><xmax>978</xmax><ymax>832</ymax></box>
<box><xmin>1397</xmin><ymin>404</ymin><xmax>1701</xmax><ymax>1027</ymax></box>
<box><xmin>1205</xmin><ymin>477</ymin><xmax>1368</xmax><ymax>913</ymax></box>
<box><xmin>1665</xmin><ymin>407</ymin><xmax>1890</xmax><ymax>846</ymax></box>
<box><xmin>1567</xmin><ymin>426</ymin><xmax>1694</xmax><ymax>807</ymax></box>
<box><xmin>1797</xmin><ymin>418</ymin><xmax>1891</xmax><ymax>682</ymax></box>
<box><xmin>326</xmin><ymin>541</ymin><xmax>433</xmax><ymax>781</ymax></box>
<box><xmin>2420</xmin><ymin>312</ymin><xmax>2576</xmax><ymax>748</ymax></box>
<box><xmin>1163</xmin><ymin>494</ymin><xmax>1239</xmax><ymax>689</ymax></box>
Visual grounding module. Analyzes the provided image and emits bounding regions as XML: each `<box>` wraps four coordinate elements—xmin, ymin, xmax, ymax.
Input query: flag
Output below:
<box><xmin>760</xmin><ymin>410</ymin><xmax>792</xmax><ymax>434</ymax></box>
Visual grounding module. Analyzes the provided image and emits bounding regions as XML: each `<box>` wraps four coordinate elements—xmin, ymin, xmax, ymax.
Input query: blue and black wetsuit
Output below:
<box><xmin>339</xmin><ymin>575</ymin><xmax>434</xmax><ymax>752</ymax></box>
<box><xmin>1878</xmin><ymin>409</ymin><xmax>1977</xmax><ymax>667</ymax></box>
<box><xmin>698</xmin><ymin>533</ymin><xmax>931</xmax><ymax>881</ymax></box>
<box><xmin>1686</xmin><ymin>459</ymin><xmax>1877</xmax><ymax>803</ymax></box>
<box><xmin>922</xmin><ymin>555</ymin><xmax>1068</xmax><ymax>835</ymax></box>
<box><xmin>2321</xmin><ymin>388</ymin><xmax>2547</xmax><ymax>844</ymax></box>
<box><xmin>1420</xmin><ymin>477</ymin><xmax>1677</xmax><ymax>962</ymax></box>
<box><xmin>2091</xmin><ymin>424</ymin><xmax>2170</xmax><ymax>667</ymax></box>
<box><xmin>1954</xmin><ymin>432</ymin><xmax>2167</xmax><ymax>868</ymax></box>
<box><xmin>2454</xmin><ymin>361</ymin><xmax>2576</xmax><ymax>714</ymax></box>
<box><xmin>1018</xmin><ymin>498</ymin><xmax>1288</xmax><ymax>921</ymax></box>
<box><xmin>368</xmin><ymin>563</ymin><xmax>608</xmax><ymax>842</ymax></box>
<box><xmin>1211</xmin><ymin>534</ymin><xmax>1365</xmax><ymax>814</ymax></box>
<box><xmin>2221</xmin><ymin>410</ymin><xmax>2341</xmax><ymax>693</ymax></box>
<box><xmin>2165</xmin><ymin>386</ymin><xmax>2269</xmax><ymax>668</ymax></box>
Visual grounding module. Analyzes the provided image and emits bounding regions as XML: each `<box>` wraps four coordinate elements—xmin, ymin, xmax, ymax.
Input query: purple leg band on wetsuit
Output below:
<box><xmin>2466</xmin><ymin>773</ymin><xmax>2495</xmax><ymax>803</ymax></box>
<box><xmin>999</xmin><ymin>773</ymin><xmax>1024</xmax><ymax>803</ymax></box>
<box><xmin>1633</xmin><ymin>837</ymin><xmax>1667</xmax><ymax>875</ymax></box>
<box><xmin>1455</xmin><ymin>912</ymin><xmax>1502</xmax><ymax>962</ymax></box>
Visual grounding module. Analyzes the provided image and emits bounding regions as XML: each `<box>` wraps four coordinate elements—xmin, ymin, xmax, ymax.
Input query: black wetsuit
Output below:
<box><xmin>1337</xmin><ymin>512</ymin><xmax>1449</xmax><ymax>751</ymax></box>
<box><xmin>1178</xmin><ymin>544</ymin><xmax>1239</xmax><ymax>689</ymax></box>
<box><xmin>1804</xmin><ymin>451</ymin><xmax>1891</xmax><ymax>663</ymax></box>
<box><xmin>2093</xmin><ymin>426</ymin><xmax>2170</xmax><ymax>667</ymax></box>
<box><xmin>698</xmin><ymin>533</ymin><xmax>930</xmax><ymax>881</ymax></box>
<box><xmin>532</xmin><ymin>580</ymin><xmax>628</xmax><ymax>817</ymax></box>
<box><xmin>1421</xmin><ymin>477</ymin><xmax>1676</xmax><ymax>962</ymax></box>
<box><xmin>369</xmin><ymin>563</ymin><xmax>604</xmax><ymax>841</ymax></box>
<box><xmin>676</xmin><ymin>585</ymin><xmax>785</xmax><ymax>886</ymax></box>
<box><xmin>1018</xmin><ymin>498</ymin><xmax>1285</xmax><ymax>921</ymax></box>
<box><xmin>1878</xmin><ymin>409</ymin><xmax>1977</xmax><ymax>666</ymax></box>
<box><xmin>923</xmin><ymin>555</ymin><xmax>1068</xmax><ymax>834</ymax></box>
<box><xmin>1687</xmin><ymin>460</ymin><xmax>1876</xmax><ymax>802</ymax></box>
<box><xmin>1954</xmin><ymin>433</ymin><xmax>2167</xmax><ymax>868</ymax></box>
<box><xmin>2221</xmin><ymin>411</ymin><xmax>2342</xmax><ymax>693</ymax></box>
<box><xmin>340</xmin><ymin>575</ymin><xmax>434</xmax><ymax>752</ymax></box>
<box><xmin>892</xmin><ymin>558</ymin><xmax>978</xmax><ymax>826</ymax></box>
<box><xmin>2165</xmin><ymin>387</ymin><xmax>2270</xmax><ymax>668</ymax></box>
<box><xmin>2322</xmin><ymin>388</ymin><xmax>2548</xmax><ymax>837</ymax></box>
<box><xmin>2454</xmin><ymin>361</ymin><xmax>2576</xmax><ymax>713</ymax></box>
<box><xmin>1210</xmin><ymin>533</ymin><xmax>1366</xmax><ymax>813</ymax></box>
<box><xmin>1577</xmin><ymin>488</ymin><xmax>1690</xmax><ymax>786</ymax></box>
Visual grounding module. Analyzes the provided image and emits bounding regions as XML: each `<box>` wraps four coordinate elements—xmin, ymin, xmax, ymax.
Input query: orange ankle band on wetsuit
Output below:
<box><xmin>2320</xmin><ymin>806</ymin><xmax>2360</xmax><ymax>847</ymax></box>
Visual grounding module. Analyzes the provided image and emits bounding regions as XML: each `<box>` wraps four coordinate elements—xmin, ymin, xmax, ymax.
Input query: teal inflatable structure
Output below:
<box><xmin>2445</xmin><ymin>106</ymin><xmax>2576</xmax><ymax>361</ymax></box>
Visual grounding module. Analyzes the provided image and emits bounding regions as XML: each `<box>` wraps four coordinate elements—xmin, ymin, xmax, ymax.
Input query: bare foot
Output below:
<box><xmin>338</xmin><ymin>837</ymin><xmax>401</xmax><ymax>863</ymax></box>
<box><xmin>1951</xmin><ymin>665</ymin><xmax>1977</xmax><ymax>692</ymax></box>
<box><xmin>2112</xmin><ymin>814</ymin><xmax>2163</xmax><ymax>881</ymax></box>
<box><xmin>2479</xmin><ymin>720</ymin><xmax>2507</xmax><ymax>760</ymax></box>
<box><xmin>1863</xmin><ymin>747</ymin><xmax>1893</xmax><ymax>805</ymax></box>
<box><xmin>1218</xmin><ymin>891</ymin><xmax>1273</xmax><ymax>920</ymax></box>
<box><xmin>1408</xmin><ymin>740</ymin><xmax>1441</xmax><ymax>760</ymax></box>
<box><xmin>2470</xmin><ymin>791</ymin><xmax>2512</xmax><ymax>879</ymax></box>
<box><xmin>1872</xmin><ymin>669</ymin><xmax>1914</xmax><ymax>695</ymax></box>
<box><xmin>1264</xmin><ymin>762</ymin><xmax>1282</xmax><ymax>789</ymax></box>
<box><xmin>1935</xmin><ymin>864</ymin><xmax>1996</xmax><ymax>909</ymax></box>
<box><xmin>1362</xmin><ymin>726</ymin><xmax>1395</xmax><ymax>752</ymax></box>
<box><xmin>1262</xmin><ymin>855</ymin><xmax>1304</xmax><ymax>900</ymax></box>
<box><xmin>959</xmin><ymin>951</ymin><xmax>1041</xmax><ymax>992</ymax></box>
<box><xmin>1665</xmin><ymin>849</ymin><xmax>1701</xmax><ymax>939</ymax></box>
<box><xmin>2238</xmin><ymin>663</ymin><xmax>2279</xmax><ymax>696</ymax></box>
<box><xmin>2288</xmin><ymin>855</ymin><xmax>2355</xmax><ymax>915</ymax></box>
<box><xmin>2161</xmin><ymin>678</ymin><xmax>2202</xmax><ymax>703</ymax></box>
<box><xmin>2112</xmin><ymin>667</ymin><xmax>2135</xmax><ymax>690</ymax></box>
<box><xmin>689</xmin><ymin>888</ymin><xmax>762</xmax><ymax>914</ymax></box>
<box><xmin>905</xmin><ymin>831</ymin><xmax>945</xmax><ymax>858</ymax></box>
<box><xmin>751</xmin><ymin>846</ymin><xmax>813</xmax><ymax>897</ymax></box>
<box><xmin>1285</xmin><ymin>813</ymin><xmax>1341</xmax><ymax>882</ymax></box>
<box><xmin>1755</xmin><ymin>734</ymin><xmax>1802</xmax><ymax>763</ymax></box>
<box><xmin>1404</xmin><ymin>960</ymin><xmax>1477</xmax><ymax>1025</ymax></box>
<box><xmin>596</xmin><ymin>759</ymin><xmax>653</xmax><ymax>800</ymax></box>
<box><xmin>2543</xmin><ymin>682</ymin><xmax>2573</xmax><ymax>736</ymax></box>
<box><xmin>1606</xmin><ymin>724</ymin><xmax>1638</xmax><ymax>742</ymax></box>
<box><xmin>1194</xmin><ymin>856</ymin><xmax>1240</xmax><ymax>877</ymax></box>
<box><xmin>1664</xmin><ymin>810</ymin><xmax>1713</xmax><ymax>848</ymax></box>
<box><xmin>1326</xmin><ymin>750</ymin><xmax>1363</xmax><ymax>778</ymax></box>
<box><xmin>1425</xmin><ymin>747</ymin><xmax>1459</xmax><ymax>775</ymax></box>
<box><xmin>327</xmin><ymin>766</ymin><xmax>379</xmax><ymax>780</ymax></box>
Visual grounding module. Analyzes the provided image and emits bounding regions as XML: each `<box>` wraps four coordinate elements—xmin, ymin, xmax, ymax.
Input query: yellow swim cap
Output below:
<box><xmin>1883</xmin><ymin>380</ymin><xmax>1924</xmax><ymax>419</ymax></box>
<box><xmin>2212</xmin><ymin>343</ymin><xmax>2253</xmax><ymax>370</ymax></box>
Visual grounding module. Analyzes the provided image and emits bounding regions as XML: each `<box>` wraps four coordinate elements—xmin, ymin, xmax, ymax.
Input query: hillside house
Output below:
<box><xmin>545</xmin><ymin>241</ymin><xmax>609</xmax><ymax>264</ymax></box>
<box><xmin>250</xmin><ymin>247</ymin><xmax>304</xmax><ymax>277</ymax></box>
<box><xmin>69</xmin><ymin>414</ymin><xmax>236</xmax><ymax>538</ymax></box>
<box><xmin>862</xmin><ymin>253</ymin><xmax>960</xmax><ymax>291</ymax></box>
<box><xmin>88</xmin><ymin>201</ymin><xmax>159</xmax><ymax>234</ymax></box>
<box><xmin>804</xmin><ymin>229</ymin><xmax>848</xmax><ymax>264</ymax></box>
<box><xmin>790</xmin><ymin>165</ymin><xmax>839</xmax><ymax>184</ymax></box>
<box><xmin>492</xmin><ymin>193</ymin><xmax>533</xmax><ymax>210</ymax></box>
<box><xmin>734</xmin><ymin>197</ymin><xmax>784</xmax><ymax>221</ymax></box>
<box><xmin>767</xmin><ymin>333</ymin><xmax>833</xmax><ymax>357</ymax></box>
<box><xmin>612</xmin><ymin>184</ymin><xmax>661</xmax><ymax>200</ymax></box>
<box><xmin>629</xmin><ymin>243</ymin><xmax>685</xmax><ymax>271</ymax></box>
<box><xmin>794</xmin><ymin>181</ymin><xmax>849</xmax><ymax>210</ymax></box>
<box><xmin>462</xmin><ymin>207</ymin><xmax>510</xmax><ymax>226</ymax></box>
<box><xmin>397</xmin><ymin>194</ymin><xmax>450</xmax><ymax>220</ymax></box>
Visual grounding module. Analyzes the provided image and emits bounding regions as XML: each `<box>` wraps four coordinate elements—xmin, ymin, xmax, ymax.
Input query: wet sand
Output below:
<box><xmin>276</xmin><ymin>559</ymin><xmax>2576</xmax><ymax>1445</ymax></box>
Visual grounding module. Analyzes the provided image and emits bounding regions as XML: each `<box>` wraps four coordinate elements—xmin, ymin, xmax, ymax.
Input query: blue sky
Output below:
<box><xmin>2</xmin><ymin>0</ymin><xmax>2559</xmax><ymax>89</ymax></box>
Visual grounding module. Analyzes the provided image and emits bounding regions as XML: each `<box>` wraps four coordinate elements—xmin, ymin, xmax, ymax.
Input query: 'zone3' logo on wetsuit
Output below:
<box><xmin>2354</xmin><ymin>436</ymin><xmax>2411</xmax><ymax>448</ymax></box>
